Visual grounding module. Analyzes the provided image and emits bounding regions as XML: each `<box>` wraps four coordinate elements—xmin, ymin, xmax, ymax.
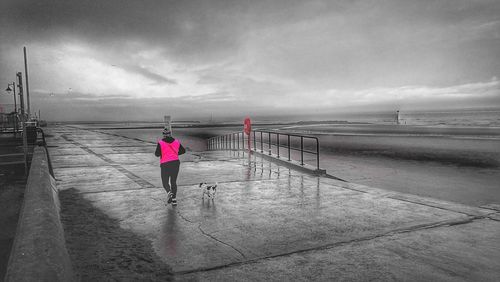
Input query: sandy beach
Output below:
<box><xmin>90</xmin><ymin>122</ymin><xmax>500</xmax><ymax>207</ymax></box>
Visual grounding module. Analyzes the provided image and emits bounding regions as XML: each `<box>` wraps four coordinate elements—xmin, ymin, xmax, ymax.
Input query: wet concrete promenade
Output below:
<box><xmin>45</xmin><ymin>125</ymin><xmax>500</xmax><ymax>281</ymax></box>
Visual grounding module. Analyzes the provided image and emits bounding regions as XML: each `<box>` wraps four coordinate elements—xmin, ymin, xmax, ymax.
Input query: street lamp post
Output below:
<box><xmin>5</xmin><ymin>82</ymin><xmax>18</xmax><ymax>135</ymax></box>
<box><xmin>16</xmin><ymin>72</ymin><xmax>29</xmax><ymax>176</ymax></box>
<box><xmin>5</xmin><ymin>82</ymin><xmax>17</xmax><ymax>114</ymax></box>
<box><xmin>24</xmin><ymin>47</ymin><xmax>31</xmax><ymax>119</ymax></box>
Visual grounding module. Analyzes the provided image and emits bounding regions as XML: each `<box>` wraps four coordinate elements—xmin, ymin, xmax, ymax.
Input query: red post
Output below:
<box><xmin>244</xmin><ymin>117</ymin><xmax>251</xmax><ymax>152</ymax></box>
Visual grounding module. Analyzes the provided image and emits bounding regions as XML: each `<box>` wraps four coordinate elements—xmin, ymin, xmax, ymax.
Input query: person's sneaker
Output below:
<box><xmin>167</xmin><ymin>192</ymin><xmax>173</xmax><ymax>204</ymax></box>
<box><xmin>172</xmin><ymin>198</ymin><xmax>177</xmax><ymax>206</ymax></box>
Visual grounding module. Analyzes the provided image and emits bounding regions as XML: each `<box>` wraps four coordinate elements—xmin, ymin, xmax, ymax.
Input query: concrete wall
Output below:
<box><xmin>4</xmin><ymin>146</ymin><xmax>75</xmax><ymax>282</ymax></box>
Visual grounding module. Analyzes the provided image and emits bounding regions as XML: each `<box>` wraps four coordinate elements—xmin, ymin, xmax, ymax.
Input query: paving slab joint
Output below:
<box><xmin>174</xmin><ymin>209</ymin><xmax>246</xmax><ymax>259</ymax></box>
<box><xmin>197</xmin><ymin>224</ymin><xmax>247</xmax><ymax>259</ymax></box>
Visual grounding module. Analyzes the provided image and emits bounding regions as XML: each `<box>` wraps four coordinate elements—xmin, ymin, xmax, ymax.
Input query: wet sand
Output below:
<box><xmin>97</xmin><ymin>124</ymin><xmax>500</xmax><ymax>207</ymax></box>
<box><xmin>280</xmin><ymin>124</ymin><xmax>500</xmax><ymax>206</ymax></box>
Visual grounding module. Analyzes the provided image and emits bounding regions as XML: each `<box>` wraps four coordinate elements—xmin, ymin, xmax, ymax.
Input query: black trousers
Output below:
<box><xmin>160</xmin><ymin>160</ymin><xmax>180</xmax><ymax>198</ymax></box>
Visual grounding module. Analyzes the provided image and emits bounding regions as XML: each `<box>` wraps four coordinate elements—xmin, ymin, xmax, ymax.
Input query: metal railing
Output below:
<box><xmin>208</xmin><ymin>130</ymin><xmax>321</xmax><ymax>171</ymax></box>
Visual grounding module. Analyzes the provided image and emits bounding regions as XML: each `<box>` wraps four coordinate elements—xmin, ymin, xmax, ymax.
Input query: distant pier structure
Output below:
<box><xmin>164</xmin><ymin>115</ymin><xmax>172</xmax><ymax>132</ymax></box>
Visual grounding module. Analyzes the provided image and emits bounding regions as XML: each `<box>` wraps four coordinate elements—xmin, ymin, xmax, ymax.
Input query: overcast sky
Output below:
<box><xmin>1</xmin><ymin>0</ymin><xmax>499</xmax><ymax>121</ymax></box>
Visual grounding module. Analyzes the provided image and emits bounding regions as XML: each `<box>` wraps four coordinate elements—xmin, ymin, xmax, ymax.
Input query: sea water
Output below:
<box><xmin>290</xmin><ymin>109</ymin><xmax>500</xmax><ymax>127</ymax></box>
<box><xmin>398</xmin><ymin>110</ymin><xmax>500</xmax><ymax>127</ymax></box>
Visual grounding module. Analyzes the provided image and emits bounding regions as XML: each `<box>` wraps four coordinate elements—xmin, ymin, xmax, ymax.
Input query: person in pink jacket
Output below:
<box><xmin>155</xmin><ymin>128</ymin><xmax>186</xmax><ymax>206</ymax></box>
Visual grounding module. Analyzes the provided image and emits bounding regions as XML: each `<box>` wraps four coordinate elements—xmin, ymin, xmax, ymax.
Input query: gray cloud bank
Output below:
<box><xmin>29</xmin><ymin>79</ymin><xmax>500</xmax><ymax>122</ymax></box>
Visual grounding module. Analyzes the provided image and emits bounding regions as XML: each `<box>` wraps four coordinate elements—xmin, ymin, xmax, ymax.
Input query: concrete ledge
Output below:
<box><xmin>4</xmin><ymin>147</ymin><xmax>75</xmax><ymax>282</ymax></box>
<box><xmin>243</xmin><ymin>149</ymin><xmax>339</xmax><ymax>179</ymax></box>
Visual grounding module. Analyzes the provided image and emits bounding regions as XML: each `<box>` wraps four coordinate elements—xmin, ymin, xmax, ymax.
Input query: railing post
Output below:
<box><xmin>288</xmin><ymin>135</ymin><xmax>291</xmax><ymax>161</ymax></box>
<box><xmin>268</xmin><ymin>132</ymin><xmax>271</xmax><ymax>155</ymax></box>
<box><xmin>253</xmin><ymin>131</ymin><xmax>256</xmax><ymax>151</ymax></box>
<box><xmin>260</xmin><ymin>131</ymin><xmax>263</xmax><ymax>152</ymax></box>
<box><xmin>277</xmin><ymin>133</ymin><xmax>280</xmax><ymax>158</ymax></box>
<box><xmin>300</xmin><ymin>136</ymin><xmax>304</xmax><ymax>165</ymax></box>
<box><xmin>316</xmin><ymin>138</ymin><xmax>320</xmax><ymax>170</ymax></box>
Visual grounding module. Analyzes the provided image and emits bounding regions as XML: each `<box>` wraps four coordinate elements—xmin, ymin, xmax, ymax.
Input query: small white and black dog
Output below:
<box><xmin>200</xmin><ymin>182</ymin><xmax>218</xmax><ymax>200</ymax></box>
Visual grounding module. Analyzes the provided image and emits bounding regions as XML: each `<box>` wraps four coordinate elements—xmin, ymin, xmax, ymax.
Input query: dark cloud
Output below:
<box><xmin>3</xmin><ymin>0</ymin><xmax>499</xmax><ymax>69</ymax></box>
<box><xmin>0</xmin><ymin>1</ymin><xmax>376</xmax><ymax>61</ymax></box>
<box><xmin>42</xmin><ymin>91</ymin><xmax>130</xmax><ymax>100</ymax></box>
<box><xmin>2</xmin><ymin>0</ymin><xmax>249</xmax><ymax>61</ymax></box>
<box><xmin>119</xmin><ymin>65</ymin><xmax>177</xmax><ymax>85</ymax></box>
